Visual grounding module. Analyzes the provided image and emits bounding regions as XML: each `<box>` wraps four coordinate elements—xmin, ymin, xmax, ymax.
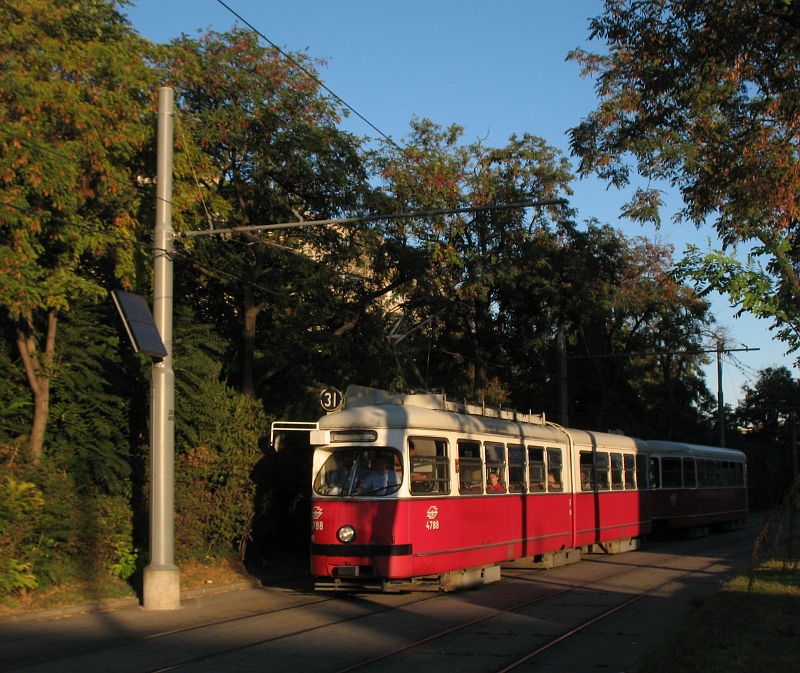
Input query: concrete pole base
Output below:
<box><xmin>143</xmin><ymin>565</ymin><xmax>181</xmax><ymax>610</ymax></box>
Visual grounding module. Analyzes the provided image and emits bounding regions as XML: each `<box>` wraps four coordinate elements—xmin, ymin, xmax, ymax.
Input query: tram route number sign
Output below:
<box><xmin>320</xmin><ymin>387</ymin><xmax>343</xmax><ymax>412</ymax></box>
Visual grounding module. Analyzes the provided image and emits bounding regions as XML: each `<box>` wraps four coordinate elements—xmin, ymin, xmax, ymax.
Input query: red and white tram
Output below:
<box><xmin>292</xmin><ymin>385</ymin><xmax>747</xmax><ymax>592</ymax></box>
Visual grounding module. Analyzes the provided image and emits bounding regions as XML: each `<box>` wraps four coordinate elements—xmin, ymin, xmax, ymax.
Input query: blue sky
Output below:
<box><xmin>123</xmin><ymin>0</ymin><xmax>793</xmax><ymax>405</ymax></box>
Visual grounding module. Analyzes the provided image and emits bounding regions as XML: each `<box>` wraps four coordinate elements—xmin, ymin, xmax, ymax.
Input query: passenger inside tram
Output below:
<box><xmin>487</xmin><ymin>471</ymin><xmax>505</xmax><ymax>492</ymax></box>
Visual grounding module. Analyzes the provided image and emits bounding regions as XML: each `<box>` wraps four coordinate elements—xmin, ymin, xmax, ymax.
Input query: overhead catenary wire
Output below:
<box><xmin>213</xmin><ymin>0</ymin><xmax>401</xmax><ymax>150</ymax></box>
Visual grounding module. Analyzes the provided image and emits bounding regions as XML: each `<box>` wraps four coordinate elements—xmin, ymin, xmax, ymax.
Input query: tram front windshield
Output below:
<box><xmin>314</xmin><ymin>448</ymin><xmax>402</xmax><ymax>497</ymax></box>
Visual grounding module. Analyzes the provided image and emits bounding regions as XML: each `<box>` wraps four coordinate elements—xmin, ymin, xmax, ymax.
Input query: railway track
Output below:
<box><xmin>0</xmin><ymin>522</ymin><xmax>761</xmax><ymax>673</ymax></box>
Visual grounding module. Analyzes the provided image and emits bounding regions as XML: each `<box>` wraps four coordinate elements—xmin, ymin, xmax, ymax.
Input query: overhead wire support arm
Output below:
<box><xmin>174</xmin><ymin>199</ymin><xmax>569</xmax><ymax>238</ymax></box>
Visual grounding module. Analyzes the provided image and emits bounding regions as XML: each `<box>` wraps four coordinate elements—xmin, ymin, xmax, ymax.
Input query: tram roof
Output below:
<box><xmin>317</xmin><ymin>385</ymin><xmax>566</xmax><ymax>442</ymax></box>
<box><xmin>646</xmin><ymin>440</ymin><xmax>746</xmax><ymax>460</ymax></box>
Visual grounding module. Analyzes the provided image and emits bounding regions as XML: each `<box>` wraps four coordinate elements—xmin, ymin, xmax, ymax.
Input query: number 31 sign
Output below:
<box><xmin>320</xmin><ymin>387</ymin><xmax>343</xmax><ymax>412</ymax></box>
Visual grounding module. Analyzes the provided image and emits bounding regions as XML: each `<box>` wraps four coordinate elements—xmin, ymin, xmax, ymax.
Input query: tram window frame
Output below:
<box><xmin>508</xmin><ymin>444</ymin><xmax>527</xmax><ymax>492</ymax></box>
<box><xmin>649</xmin><ymin>457</ymin><xmax>661</xmax><ymax>489</ymax></box>
<box><xmin>485</xmin><ymin>441</ymin><xmax>507</xmax><ymax>493</ymax></box>
<box><xmin>313</xmin><ymin>447</ymin><xmax>403</xmax><ymax>497</ymax></box>
<box><xmin>457</xmin><ymin>439</ymin><xmax>484</xmax><ymax>494</ymax></box>
<box><xmin>697</xmin><ymin>459</ymin><xmax>708</xmax><ymax>487</ymax></box>
<box><xmin>528</xmin><ymin>446</ymin><xmax>546</xmax><ymax>491</ymax></box>
<box><xmin>547</xmin><ymin>448</ymin><xmax>563</xmax><ymax>492</ymax></box>
<box><xmin>683</xmin><ymin>457</ymin><xmax>697</xmax><ymax>488</ymax></box>
<box><xmin>579</xmin><ymin>451</ymin><xmax>594</xmax><ymax>491</ymax></box>
<box><xmin>624</xmin><ymin>454</ymin><xmax>636</xmax><ymax>489</ymax></box>
<box><xmin>595</xmin><ymin>452</ymin><xmax>610</xmax><ymax>490</ymax></box>
<box><xmin>408</xmin><ymin>436</ymin><xmax>451</xmax><ymax>495</ymax></box>
<box><xmin>611</xmin><ymin>453</ymin><xmax>624</xmax><ymax>490</ymax></box>
<box><xmin>661</xmin><ymin>457</ymin><xmax>682</xmax><ymax>489</ymax></box>
<box><xmin>636</xmin><ymin>454</ymin><xmax>648</xmax><ymax>490</ymax></box>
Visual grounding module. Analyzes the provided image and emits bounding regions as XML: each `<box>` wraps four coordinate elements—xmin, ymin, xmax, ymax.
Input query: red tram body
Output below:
<box><xmin>297</xmin><ymin>386</ymin><xmax>747</xmax><ymax>592</ymax></box>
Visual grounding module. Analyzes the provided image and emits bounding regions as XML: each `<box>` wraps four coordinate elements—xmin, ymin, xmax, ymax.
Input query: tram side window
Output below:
<box><xmin>547</xmin><ymin>448</ymin><xmax>563</xmax><ymax>491</ymax></box>
<box><xmin>580</xmin><ymin>452</ymin><xmax>594</xmax><ymax>491</ymax></box>
<box><xmin>508</xmin><ymin>444</ymin><xmax>526</xmax><ymax>492</ymax></box>
<box><xmin>683</xmin><ymin>458</ymin><xmax>697</xmax><ymax>488</ymax></box>
<box><xmin>595</xmin><ymin>452</ymin><xmax>610</xmax><ymax>490</ymax></box>
<box><xmin>409</xmin><ymin>437</ymin><xmax>450</xmax><ymax>495</ymax></box>
<box><xmin>611</xmin><ymin>453</ymin><xmax>624</xmax><ymax>490</ymax></box>
<box><xmin>713</xmin><ymin>460</ymin><xmax>723</xmax><ymax>486</ymax></box>
<box><xmin>736</xmin><ymin>462</ymin><xmax>745</xmax><ymax>487</ymax></box>
<box><xmin>636</xmin><ymin>454</ymin><xmax>648</xmax><ymax>490</ymax></box>
<box><xmin>649</xmin><ymin>457</ymin><xmax>661</xmax><ymax>489</ymax></box>
<box><xmin>485</xmin><ymin>442</ymin><xmax>507</xmax><ymax>493</ymax></box>
<box><xmin>662</xmin><ymin>457</ymin><xmax>682</xmax><ymax>489</ymax></box>
<box><xmin>697</xmin><ymin>459</ymin><xmax>708</xmax><ymax>487</ymax></box>
<box><xmin>458</xmin><ymin>440</ymin><xmax>484</xmax><ymax>493</ymax></box>
<box><xmin>528</xmin><ymin>447</ymin><xmax>546</xmax><ymax>491</ymax></box>
<box><xmin>624</xmin><ymin>454</ymin><xmax>636</xmax><ymax>489</ymax></box>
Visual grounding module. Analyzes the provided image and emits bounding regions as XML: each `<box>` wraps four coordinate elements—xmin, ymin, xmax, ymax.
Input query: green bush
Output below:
<box><xmin>0</xmin><ymin>474</ymin><xmax>43</xmax><ymax>595</ymax></box>
<box><xmin>173</xmin><ymin>310</ymin><xmax>269</xmax><ymax>561</ymax></box>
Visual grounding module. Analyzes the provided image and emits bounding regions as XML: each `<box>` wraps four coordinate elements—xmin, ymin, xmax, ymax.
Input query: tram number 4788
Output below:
<box><xmin>426</xmin><ymin>520</ymin><xmax>440</xmax><ymax>530</ymax></box>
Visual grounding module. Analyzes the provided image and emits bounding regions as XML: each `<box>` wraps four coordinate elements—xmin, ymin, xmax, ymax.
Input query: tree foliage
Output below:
<box><xmin>372</xmin><ymin>119</ymin><xmax>574</xmax><ymax>403</ymax></box>
<box><xmin>733</xmin><ymin>366</ymin><xmax>800</xmax><ymax>507</ymax></box>
<box><xmin>568</xmin><ymin>0</ymin><xmax>800</xmax><ymax>355</ymax></box>
<box><xmin>158</xmin><ymin>29</ymin><xmax>394</xmax><ymax>402</ymax></box>
<box><xmin>0</xmin><ymin>0</ymin><xmax>157</xmax><ymax>461</ymax></box>
<box><xmin>0</xmin><ymin>3</ymin><xmax>735</xmax><ymax>598</ymax></box>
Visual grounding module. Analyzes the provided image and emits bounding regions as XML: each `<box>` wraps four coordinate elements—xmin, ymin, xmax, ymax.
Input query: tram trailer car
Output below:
<box><xmin>296</xmin><ymin>386</ymin><xmax>747</xmax><ymax>592</ymax></box>
<box><xmin>646</xmin><ymin>440</ymin><xmax>747</xmax><ymax>534</ymax></box>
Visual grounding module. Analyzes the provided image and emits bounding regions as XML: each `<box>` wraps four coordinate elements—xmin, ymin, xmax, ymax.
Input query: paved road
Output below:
<box><xmin>0</xmin><ymin>519</ymin><xmax>763</xmax><ymax>673</ymax></box>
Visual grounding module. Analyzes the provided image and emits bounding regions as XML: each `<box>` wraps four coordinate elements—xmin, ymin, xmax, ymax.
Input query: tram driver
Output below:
<box><xmin>357</xmin><ymin>457</ymin><xmax>400</xmax><ymax>496</ymax></box>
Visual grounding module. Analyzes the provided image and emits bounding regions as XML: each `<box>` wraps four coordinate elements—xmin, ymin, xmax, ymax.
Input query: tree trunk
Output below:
<box><xmin>241</xmin><ymin>285</ymin><xmax>266</xmax><ymax>399</ymax></box>
<box><xmin>16</xmin><ymin>308</ymin><xmax>57</xmax><ymax>464</ymax></box>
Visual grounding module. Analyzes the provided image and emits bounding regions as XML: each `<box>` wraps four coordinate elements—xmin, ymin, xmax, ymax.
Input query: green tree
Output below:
<box><xmin>500</xmin><ymin>221</ymin><xmax>714</xmax><ymax>436</ymax></box>
<box><xmin>734</xmin><ymin>366</ymin><xmax>800</xmax><ymax>506</ymax></box>
<box><xmin>158</xmin><ymin>29</ymin><xmax>392</xmax><ymax>402</ymax></box>
<box><xmin>373</xmin><ymin>118</ymin><xmax>573</xmax><ymax>403</ymax></box>
<box><xmin>0</xmin><ymin>0</ymin><xmax>157</xmax><ymax>462</ymax></box>
<box><xmin>568</xmin><ymin>0</ymin><xmax>800</xmax><ymax>354</ymax></box>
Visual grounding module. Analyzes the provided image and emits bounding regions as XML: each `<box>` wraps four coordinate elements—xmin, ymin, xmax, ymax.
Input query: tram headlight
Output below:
<box><xmin>337</xmin><ymin>525</ymin><xmax>356</xmax><ymax>544</ymax></box>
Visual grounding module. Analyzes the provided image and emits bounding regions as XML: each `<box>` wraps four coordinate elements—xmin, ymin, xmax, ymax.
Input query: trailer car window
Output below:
<box><xmin>649</xmin><ymin>457</ymin><xmax>660</xmax><ymax>489</ymax></box>
<box><xmin>683</xmin><ymin>458</ymin><xmax>697</xmax><ymax>488</ymax></box>
<box><xmin>636</xmin><ymin>454</ymin><xmax>648</xmax><ymax>490</ymax></box>
<box><xmin>661</xmin><ymin>457</ymin><xmax>682</xmax><ymax>489</ymax></box>
<box><xmin>697</xmin><ymin>459</ymin><xmax>708</xmax><ymax>487</ymax></box>
<box><xmin>624</xmin><ymin>454</ymin><xmax>636</xmax><ymax>489</ymax></box>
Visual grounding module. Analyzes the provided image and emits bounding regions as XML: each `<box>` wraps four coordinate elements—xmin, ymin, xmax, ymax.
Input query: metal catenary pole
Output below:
<box><xmin>143</xmin><ymin>87</ymin><xmax>180</xmax><ymax>610</ymax></box>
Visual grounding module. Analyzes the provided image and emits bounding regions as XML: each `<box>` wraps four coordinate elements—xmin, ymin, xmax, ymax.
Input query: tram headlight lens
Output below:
<box><xmin>337</xmin><ymin>525</ymin><xmax>356</xmax><ymax>544</ymax></box>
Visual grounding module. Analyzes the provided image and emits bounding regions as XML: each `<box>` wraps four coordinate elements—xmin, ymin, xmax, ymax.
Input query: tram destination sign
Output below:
<box><xmin>112</xmin><ymin>290</ymin><xmax>168</xmax><ymax>358</ymax></box>
<box><xmin>320</xmin><ymin>387</ymin><xmax>343</xmax><ymax>412</ymax></box>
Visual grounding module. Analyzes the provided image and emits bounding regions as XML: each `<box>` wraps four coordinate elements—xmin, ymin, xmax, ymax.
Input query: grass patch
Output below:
<box><xmin>635</xmin><ymin>560</ymin><xmax>800</xmax><ymax>673</ymax></box>
<box><xmin>0</xmin><ymin>576</ymin><xmax>136</xmax><ymax>618</ymax></box>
